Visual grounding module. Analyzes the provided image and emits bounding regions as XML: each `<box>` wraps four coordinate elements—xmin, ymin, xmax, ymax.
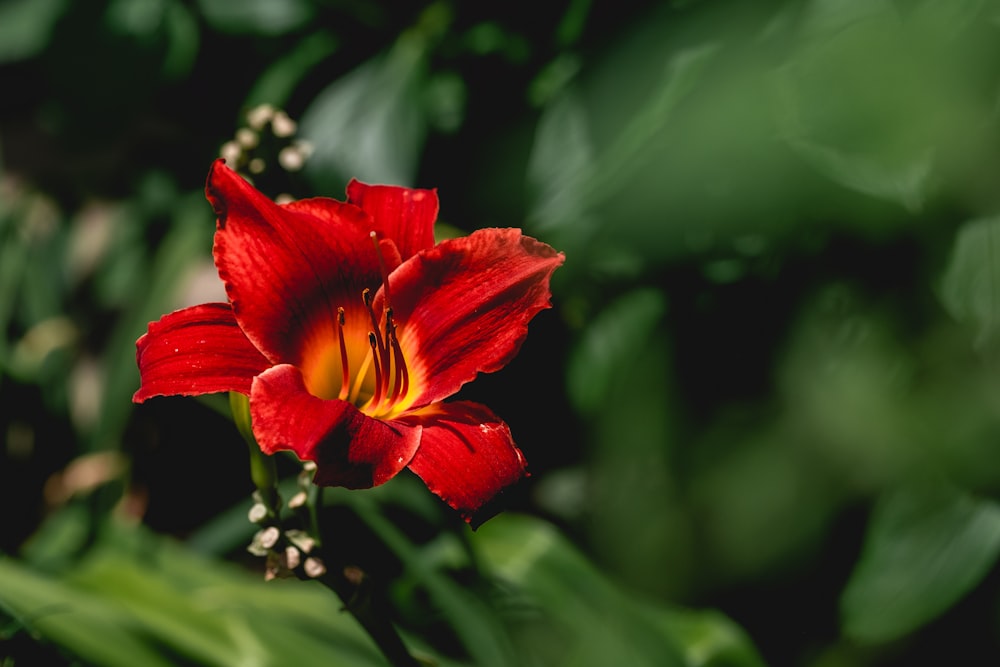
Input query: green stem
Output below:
<box><xmin>307</xmin><ymin>484</ymin><xmax>323</xmax><ymax>547</ymax></box>
<box><xmin>230</xmin><ymin>392</ymin><xmax>280</xmax><ymax>510</ymax></box>
<box><xmin>310</xmin><ymin>564</ymin><xmax>421</xmax><ymax>667</ymax></box>
<box><xmin>230</xmin><ymin>392</ymin><xmax>416</xmax><ymax>664</ymax></box>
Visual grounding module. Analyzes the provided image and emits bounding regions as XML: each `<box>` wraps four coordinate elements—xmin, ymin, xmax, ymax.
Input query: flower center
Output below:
<box><xmin>331</xmin><ymin>232</ymin><xmax>411</xmax><ymax>418</ymax></box>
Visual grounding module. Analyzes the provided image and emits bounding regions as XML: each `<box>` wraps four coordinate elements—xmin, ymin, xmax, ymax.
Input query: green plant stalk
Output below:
<box><xmin>230</xmin><ymin>392</ymin><xmax>280</xmax><ymax>510</ymax></box>
<box><xmin>229</xmin><ymin>392</ymin><xmax>418</xmax><ymax>666</ymax></box>
<box><xmin>310</xmin><ymin>565</ymin><xmax>421</xmax><ymax>667</ymax></box>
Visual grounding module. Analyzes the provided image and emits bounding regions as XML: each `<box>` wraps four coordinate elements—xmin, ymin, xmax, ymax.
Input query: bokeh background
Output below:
<box><xmin>4</xmin><ymin>0</ymin><xmax>1000</xmax><ymax>665</ymax></box>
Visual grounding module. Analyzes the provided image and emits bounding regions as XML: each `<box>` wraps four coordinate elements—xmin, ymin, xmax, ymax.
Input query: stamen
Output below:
<box><xmin>363</xmin><ymin>289</ymin><xmax>385</xmax><ymax>351</ymax></box>
<box><xmin>348</xmin><ymin>236</ymin><xmax>410</xmax><ymax>414</ymax></box>
<box><xmin>387</xmin><ymin>313</ymin><xmax>409</xmax><ymax>403</ymax></box>
<box><xmin>368</xmin><ymin>332</ymin><xmax>383</xmax><ymax>407</ymax></box>
<box><xmin>363</xmin><ymin>287</ymin><xmax>390</xmax><ymax>403</ymax></box>
<box><xmin>381</xmin><ymin>311</ymin><xmax>395</xmax><ymax>401</ymax></box>
<box><xmin>370</xmin><ymin>231</ymin><xmax>394</xmax><ymax>309</ymax></box>
<box><xmin>348</xmin><ymin>352</ymin><xmax>373</xmax><ymax>404</ymax></box>
<box><xmin>336</xmin><ymin>307</ymin><xmax>350</xmax><ymax>400</ymax></box>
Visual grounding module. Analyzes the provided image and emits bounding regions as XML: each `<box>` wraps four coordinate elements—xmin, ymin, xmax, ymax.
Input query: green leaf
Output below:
<box><xmin>91</xmin><ymin>191</ymin><xmax>213</xmax><ymax>451</ymax></box>
<box><xmin>0</xmin><ymin>0</ymin><xmax>67</xmax><ymax>63</ymax></box>
<box><xmin>0</xmin><ymin>555</ymin><xmax>176</xmax><ymax>667</ymax></box>
<box><xmin>474</xmin><ymin>514</ymin><xmax>764</xmax><ymax>667</ymax></box>
<box><xmin>299</xmin><ymin>58</ymin><xmax>425</xmax><ymax>188</ymax></box>
<box><xmin>840</xmin><ymin>484</ymin><xmax>1000</xmax><ymax>643</ymax></box>
<box><xmin>656</xmin><ymin>606</ymin><xmax>768</xmax><ymax>667</ymax></box>
<box><xmin>773</xmin><ymin>0</ymin><xmax>998</xmax><ymax>213</ymax></box>
<box><xmin>939</xmin><ymin>216</ymin><xmax>1000</xmax><ymax>352</ymax></box>
<box><xmin>781</xmin><ymin>138</ymin><xmax>933</xmax><ymax>213</ymax></box>
<box><xmin>346</xmin><ymin>492</ymin><xmax>519</xmax><ymax>667</ymax></box>
<box><xmin>243</xmin><ymin>31</ymin><xmax>338</xmax><ymax>110</ymax></box>
<box><xmin>196</xmin><ymin>0</ymin><xmax>313</xmax><ymax>36</ymax></box>
<box><xmin>566</xmin><ymin>287</ymin><xmax>667</xmax><ymax>415</ymax></box>
<box><xmin>0</xmin><ymin>199</ymin><xmax>32</xmax><ymax>374</ymax></box>
<box><xmin>6</xmin><ymin>517</ymin><xmax>409</xmax><ymax>667</ymax></box>
<box><xmin>526</xmin><ymin>42</ymin><xmax>719</xmax><ymax>269</ymax></box>
<box><xmin>299</xmin><ymin>18</ymin><xmax>445</xmax><ymax>189</ymax></box>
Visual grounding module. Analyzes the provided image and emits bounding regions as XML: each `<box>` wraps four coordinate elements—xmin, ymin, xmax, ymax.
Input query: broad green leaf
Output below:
<box><xmin>524</xmin><ymin>0</ymin><xmax>1000</xmax><ymax>280</ymax></box>
<box><xmin>346</xmin><ymin>492</ymin><xmax>519</xmax><ymax>667</ymax></box>
<box><xmin>656</xmin><ymin>606</ymin><xmax>768</xmax><ymax>667</ymax></box>
<box><xmin>776</xmin><ymin>286</ymin><xmax>918</xmax><ymax>488</ymax></box>
<box><xmin>840</xmin><ymin>485</ymin><xmax>1000</xmax><ymax>643</ymax></box>
<box><xmin>0</xmin><ymin>196</ymin><xmax>33</xmax><ymax>374</ymax></box>
<box><xmin>196</xmin><ymin>0</ymin><xmax>313</xmax><ymax>36</ymax></box>
<box><xmin>781</xmin><ymin>138</ymin><xmax>933</xmax><ymax>213</ymax></box>
<box><xmin>526</xmin><ymin>42</ymin><xmax>719</xmax><ymax>271</ymax></box>
<box><xmin>774</xmin><ymin>0</ymin><xmax>998</xmax><ymax>213</ymax></box>
<box><xmin>0</xmin><ymin>556</ymin><xmax>176</xmax><ymax>667</ymax></box>
<box><xmin>300</xmin><ymin>40</ymin><xmax>428</xmax><ymax>189</ymax></box>
<box><xmin>70</xmin><ymin>550</ymin><xmax>386</xmax><ymax>667</ymax></box>
<box><xmin>160</xmin><ymin>0</ymin><xmax>199</xmax><ymax>79</ymax></box>
<box><xmin>566</xmin><ymin>287</ymin><xmax>667</xmax><ymax>415</ymax></box>
<box><xmin>795</xmin><ymin>0</ymin><xmax>897</xmax><ymax>39</ymax></box>
<box><xmin>0</xmin><ymin>0</ymin><xmax>67</xmax><ymax>63</ymax></box>
<box><xmin>939</xmin><ymin>216</ymin><xmax>1000</xmax><ymax>352</ymax></box>
<box><xmin>299</xmin><ymin>3</ymin><xmax>453</xmax><ymax>190</ymax></box>
<box><xmin>474</xmin><ymin>514</ymin><xmax>765</xmax><ymax>667</ymax></box>
<box><xmin>243</xmin><ymin>31</ymin><xmax>338</xmax><ymax>110</ymax></box>
<box><xmin>581</xmin><ymin>42</ymin><xmax>720</xmax><ymax>210</ymax></box>
<box><xmin>8</xmin><ymin>517</ymin><xmax>415</xmax><ymax>666</ymax></box>
<box><xmin>106</xmin><ymin>0</ymin><xmax>199</xmax><ymax>79</ymax></box>
<box><xmin>570</xmin><ymin>287</ymin><xmax>684</xmax><ymax>597</ymax></box>
<box><xmin>526</xmin><ymin>86</ymin><xmax>596</xmax><ymax>247</ymax></box>
<box><xmin>91</xmin><ymin>191</ymin><xmax>213</xmax><ymax>451</ymax></box>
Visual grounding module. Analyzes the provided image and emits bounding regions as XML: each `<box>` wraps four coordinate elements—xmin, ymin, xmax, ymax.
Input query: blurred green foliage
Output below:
<box><xmin>3</xmin><ymin>0</ymin><xmax>1000</xmax><ymax>665</ymax></box>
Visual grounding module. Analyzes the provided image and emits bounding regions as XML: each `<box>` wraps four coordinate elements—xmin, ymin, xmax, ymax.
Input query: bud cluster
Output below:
<box><xmin>218</xmin><ymin>104</ymin><xmax>313</xmax><ymax>202</ymax></box>
<box><xmin>246</xmin><ymin>461</ymin><xmax>327</xmax><ymax>581</ymax></box>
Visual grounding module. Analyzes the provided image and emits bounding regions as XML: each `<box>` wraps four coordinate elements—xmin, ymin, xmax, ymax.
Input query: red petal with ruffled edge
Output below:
<box><xmin>206</xmin><ymin>160</ymin><xmax>381</xmax><ymax>368</ymax></box>
<box><xmin>133</xmin><ymin>303</ymin><xmax>270</xmax><ymax>402</ymax></box>
<box><xmin>250</xmin><ymin>364</ymin><xmax>422</xmax><ymax>488</ymax></box>
<box><xmin>346</xmin><ymin>179</ymin><xmax>438</xmax><ymax>264</ymax></box>
<box><xmin>403</xmin><ymin>401</ymin><xmax>527</xmax><ymax>526</ymax></box>
<box><xmin>380</xmin><ymin>228</ymin><xmax>564</xmax><ymax>409</ymax></box>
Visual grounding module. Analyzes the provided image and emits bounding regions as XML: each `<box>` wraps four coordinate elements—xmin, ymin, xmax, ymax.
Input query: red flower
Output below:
<box><xmin>134</xmin><ymin>160</ymin><xmax>563</xmax><ymax>525</ymax></box>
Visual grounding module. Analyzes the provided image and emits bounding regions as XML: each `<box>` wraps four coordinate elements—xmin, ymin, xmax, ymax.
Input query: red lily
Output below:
<box><xmin>134</xmin><ymin>160</ymin><xmax>563</xmax><ymax>525</ymax></box>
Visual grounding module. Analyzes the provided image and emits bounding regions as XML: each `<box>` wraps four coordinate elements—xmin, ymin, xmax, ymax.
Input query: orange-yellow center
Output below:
<box><xmin>302</xmin><ymin>232</ymin><xmax>414</xmax><ymax>419</ymax></box>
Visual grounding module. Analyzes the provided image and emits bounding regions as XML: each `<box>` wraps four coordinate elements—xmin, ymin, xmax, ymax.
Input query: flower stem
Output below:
<box><xmin>230</xmin><ymin>391</ymin><xmax>280</xmax><ymax>510</ymax></box>
<box><xmin>231</xmin><ymin>392</ymin><xmax>417</xmax><ymax>665</ymax></box>
<box><xmin>308</xmin><ymin>564</ymin><xmax>421</xmax><ymax>667</ymax></box>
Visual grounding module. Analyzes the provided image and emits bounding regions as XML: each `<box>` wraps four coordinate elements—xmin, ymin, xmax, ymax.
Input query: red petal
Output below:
<box><xmin>381</xmin><ymin>228</ymin><xmax>564</xmax><ymax>408</ymax></box>
<box><xmin>134</xmin><ymin>303</ymin><xmax>270</xmax><ymax>402</ymax></box>
<box><xmin>346</xmin><ymin>179</ymin><xmax>438</xmax><ymax>263</ymax></box>
<box><xmin>250</xmin><ymin>364</ymin><xmax>421</xmax><ymax>488</ymax></box>
<box><xmin>403</xmin><ymin>401</ymin><xmax>528</xmax><ymax>526</ymax></box>
<box><xmin>206</xmin><ymin>160</ymin><xmax>382</xmax><ymax>367</ymax></box>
